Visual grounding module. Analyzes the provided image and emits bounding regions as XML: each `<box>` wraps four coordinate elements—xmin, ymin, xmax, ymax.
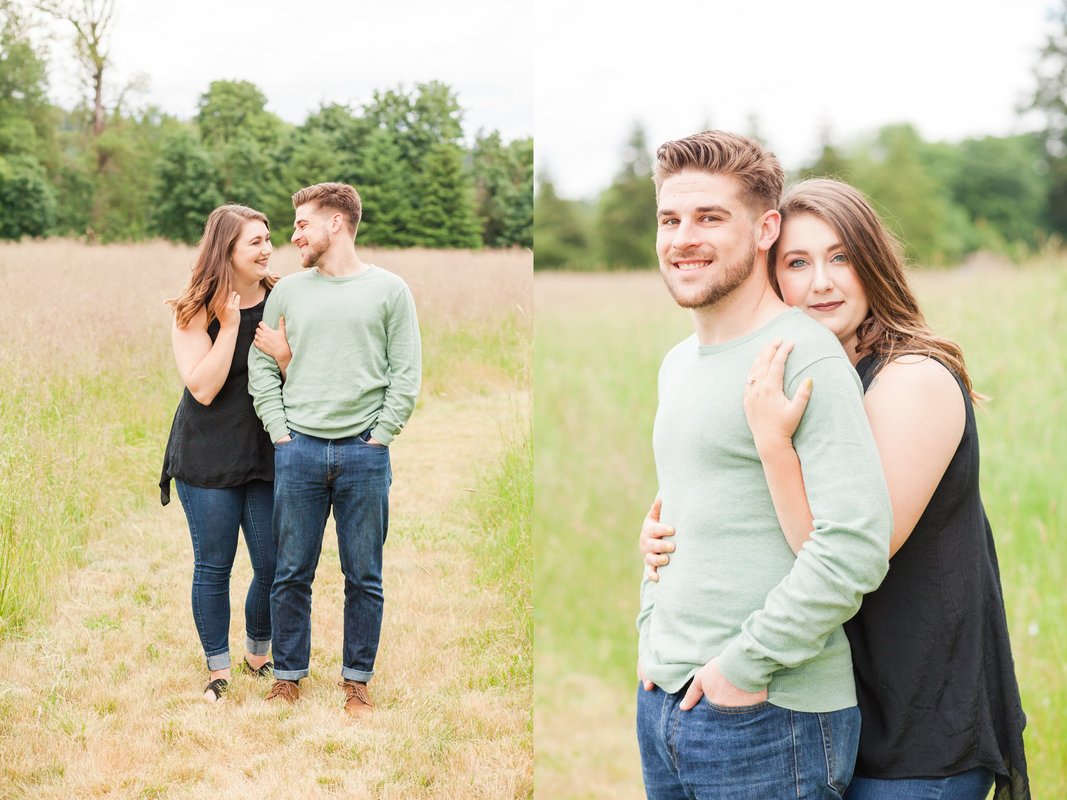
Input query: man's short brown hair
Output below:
<box><xmin>653</xmin><ymin>131</ymin><xmax>784</xmax><ymax>215</ymax></box>
<box><xmin>292</xmin><ymin>182</ymin><xmax>362</xmax><ymax>232</ymax></box>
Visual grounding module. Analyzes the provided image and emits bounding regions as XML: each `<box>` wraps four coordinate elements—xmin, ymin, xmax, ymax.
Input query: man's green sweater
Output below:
<box><xmin>248</xmin><ymin>265</ymin><xmax>421</xmax><ymax>445</ymax></box>
<box><xmin>638</xmin><ymin>308</ymin><xmax>891</xmax><ymax>712</ymax></box>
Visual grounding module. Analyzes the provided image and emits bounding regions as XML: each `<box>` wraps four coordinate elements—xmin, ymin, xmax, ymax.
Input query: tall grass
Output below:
<box><xmin>0</xmin><ymin>240</ymin><xmax>531</xmax><ymax>637</ymax></box>
<box><xmin>533</xmin><ymin>265</ymin><xmax>1066</xmax><ymax>797</ymax></box>
<box><xmin>469</xmin><ymin>429</ymin><xmax>533</xmax><ymax>690</ymax></box>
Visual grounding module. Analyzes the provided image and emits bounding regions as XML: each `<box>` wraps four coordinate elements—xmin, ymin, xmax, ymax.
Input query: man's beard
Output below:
<box><xmin>300</xmin><ymin>237</ymin><xmax>328</xmax><ymax>268</ymax></box>
<box><xmin>659</xmin><ymin>240</ymin><xmax>757</xmax><ymax>309</ymax></box>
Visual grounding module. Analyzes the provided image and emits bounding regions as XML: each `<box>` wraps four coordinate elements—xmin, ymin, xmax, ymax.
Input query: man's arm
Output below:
<box><xmin>369</xmin><ymin>285</ymin><xmax>421</xmax><ymax>445</ymax></box>
<box><xmin>248</xmin><ymin>291</ymin><xmax>290</xmax><ymax>443</ymax></box>
<box><xmin>715</xmin><ymin>355</ymin><xmax>892</xmax><ymax>693</ymax></box>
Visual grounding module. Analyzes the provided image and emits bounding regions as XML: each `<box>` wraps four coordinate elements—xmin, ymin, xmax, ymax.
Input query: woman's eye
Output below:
<box><xmin>831</xmin><ymin>253</ymin><xmax>848</xmax><ymax>263</ymax></box>
<box><xmin>787</xmin><ymin>259</ymin><xmax>807</xmax><ymax>269</ymax></box>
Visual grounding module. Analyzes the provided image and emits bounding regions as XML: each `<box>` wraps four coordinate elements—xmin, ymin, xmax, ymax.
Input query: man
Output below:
<box><xmin>248</xmin><ymin>182</ymin><xmax>421</xmax><ymax>714</ymax></box>
<box><xmin>635</xmin><ymin>132</ymin><xmax>891</xmax><ymax>798</ymax></box>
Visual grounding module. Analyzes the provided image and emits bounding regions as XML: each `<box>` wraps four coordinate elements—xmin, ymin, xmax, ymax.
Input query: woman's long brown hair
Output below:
<box><xmin>768</xmin><ymin>179</ymin><xmax>981</xmax><ymax>400</ymax></box>
<box><xmin>168</xmin><ymin>204</ymin><xmax>278</xmax><ymax>328</ymax></box>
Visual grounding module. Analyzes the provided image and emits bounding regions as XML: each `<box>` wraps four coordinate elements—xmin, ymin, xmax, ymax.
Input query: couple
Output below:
<box><xmin>635</xmin><ymin>132</ymin><xmax>1029</xmax><ymax>799</ymax></box>
<box><xmin>159</xmin><ymin>182</ymin><xmax>421</xmax><ymax>713</ymax></box>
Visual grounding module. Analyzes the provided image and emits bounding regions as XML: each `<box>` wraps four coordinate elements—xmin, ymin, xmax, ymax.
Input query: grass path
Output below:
<box><xmin>0</xmin><ymin>391</ymin><xmax>530</xmax><ymax>799</ymax></box>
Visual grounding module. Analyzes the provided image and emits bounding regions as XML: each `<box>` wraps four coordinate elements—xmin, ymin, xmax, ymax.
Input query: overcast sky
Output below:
<box><xmin>40</xmin><ymin>0</ymin><xmax>532</xmax><ymax>143</ymax></box>
<box><xmin>36</xmin><ymin>1</ymin><xmax>1056</xmax><ymax>202</ymax></box>
<box><xmin>535</xmin><ymin>0</ymin><xmax>1055</xmax><ymax>198</ymax></box>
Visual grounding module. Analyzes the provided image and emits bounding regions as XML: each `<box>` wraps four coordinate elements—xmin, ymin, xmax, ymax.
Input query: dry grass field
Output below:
<box><xmin>0</xmin><ymin>240</ymin><xmax>532</xmax><ymax>798</ymax></box>
<box><xmin>534</xmin><ymin>265</ymin><xmax>1066</xmax><ymax>798</ymax></box>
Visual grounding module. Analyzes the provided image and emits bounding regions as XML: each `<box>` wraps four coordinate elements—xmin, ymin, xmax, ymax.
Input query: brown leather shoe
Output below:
<box><xmin>339</xmin><ymin>680</ymin><xmax>373</xmax><ymax>715</ymax></box>
<box><xmin>265</xmin><ymin>679</ymin><xmax>300</xmax><ymax>704</ymax></box>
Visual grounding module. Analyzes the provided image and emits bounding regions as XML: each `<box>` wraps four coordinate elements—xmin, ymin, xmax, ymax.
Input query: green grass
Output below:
<box><xmin>467</xmin><ymin>428</ymin><xmax>533</xmax><ymax>690</ymax></box>
<box><xmin>534</xmin><ymin>264</ymin><xmax>1066</xmax><ymax>796</ymax></box>
<box><xmin>0</xmin><ymin>307</ymin><xmax>529</xmax><ymax>642</ymax></box>
<box><xmin>0</xmin><ymin>344</ymin><xmax>175</xmax><ymax>635</ymax></box>
<box><xmin>421</xmin><ymin>313</ymin><xmax>531</xmax><ymax>399</ymax></box>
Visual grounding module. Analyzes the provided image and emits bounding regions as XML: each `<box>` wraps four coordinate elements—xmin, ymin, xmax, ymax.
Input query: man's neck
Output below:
<box><xmin>316</xmin><ymin>242</ymin><xmax>368</xmax><ymax>278</ymax></box>
<box><xmin>690</xmin><ymin>273</ymin><xmax>789</xmax><ymax>346</ymax></box>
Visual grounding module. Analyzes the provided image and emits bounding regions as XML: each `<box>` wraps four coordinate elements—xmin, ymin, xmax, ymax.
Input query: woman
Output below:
<box><xmin>160</xmin><ymin>204</ymin><xmax>291</xmax><ymax>702</ymax></box>
<box><xmin>641</xmin><ymin>179</ymin><xmax>1029</xmax><ymax>799</ymax></box>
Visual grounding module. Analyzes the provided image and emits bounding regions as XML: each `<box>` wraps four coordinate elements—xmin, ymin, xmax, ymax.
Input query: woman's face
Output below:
<box><xmin>774</xmin><ymin>212</ymin><xmax>869</xmax><ymax>363</ymax></box>
<box><xmin>230</xmin><ymin>219</ymin><xmax>272</xmax><ymax>285</ymax></box>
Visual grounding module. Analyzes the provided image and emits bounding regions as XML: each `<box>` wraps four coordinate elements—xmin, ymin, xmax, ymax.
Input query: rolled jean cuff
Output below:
<box><xmin>246</xmin><ymin>637</ymin><xmax>271</xmax><ymax>657</ymax></box>
<box><xmin>341</xmin><ymin>666</ymin><xmax>374</xmax><ymax>684</ymax></box>
<box><xmin>274</xmin><ymin>667</ymin><xmax>309</xmax><ymax>681</ymax></box>
<box><xmin>205</xmin><ymin>650</ymin><xmax>231</xmax><ymax>671</ymax></box>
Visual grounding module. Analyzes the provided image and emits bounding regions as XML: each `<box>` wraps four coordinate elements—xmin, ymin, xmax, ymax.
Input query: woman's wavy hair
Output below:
<box><xmin>168</xmin><ymin>204</ymin><xmax>277</xmax><ymax>328</ymax></box>
<box><xmin>768</xmin><ymin>179</ymin><xmax>980</xmax><ymax>400</ymax></box>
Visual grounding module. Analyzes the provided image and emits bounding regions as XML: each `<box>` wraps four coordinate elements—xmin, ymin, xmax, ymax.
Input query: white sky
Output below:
<box><xmin>34</xmin><ymin>1</ymin><xmax>1057</xmax><ymax>200</ymax></box>
<box><xmin>535</xmin><ymin>0</ymin><xmax>1055</xmax><ymax>199</ymax></box>
<box><xmin>39</xmin><ymin>0</ymin><xmax>532</xmax><ymax>144</ymax></box>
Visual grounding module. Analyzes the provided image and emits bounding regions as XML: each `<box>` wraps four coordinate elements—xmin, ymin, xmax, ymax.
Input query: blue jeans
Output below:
<box><xmin>845</xmin><ymin>768</ymin><xmax>995</xmax><ymax>800</ymax></box>
<box><xmin>271</xmin><ymin>430</ymin><xmax>391</xmax><ymax>683</ymax></box>
<box><xmin>637</xmin><ymin>683</ymin><xmax>860</xmax><ymax>800</ymax></box>
<box><xmin>174</xmin><ymin>479</ymin><xmax>275</xmax><ymax>670</ymax></box>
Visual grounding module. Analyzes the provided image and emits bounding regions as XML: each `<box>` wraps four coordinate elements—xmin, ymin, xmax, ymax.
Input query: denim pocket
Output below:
<box><xmin>817</xmin><ymin>707</ymin><xmax>861</xmax><ymax>795</ymax></box>
<box><xmin>702</xmin><ymin>698</ymin><xmax>771</xmax><ymax>714</ymax></box>
<box><xmin>357</xmin><ymin>430</ymin><xmax>387</xmax><ymax>448</ymax></box>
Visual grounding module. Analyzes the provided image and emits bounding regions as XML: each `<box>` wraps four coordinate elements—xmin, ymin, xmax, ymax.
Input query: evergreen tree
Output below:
<box><xmin>470</xmin><ymin>131</ymin><xmax>533</xmax><ymax>248</ymax></box>
<box><xmin>407</xmin><ymin>142</ymin><xmax>481</xmax><ymax>248</ymax></box>
<box><xmin>363</xmin><ymin>81</ymin><xmax>464</xmax><ymax>166</ymax></box>
<box><xmin>594</xmin><ymin>123</ymin><xmax>657</xmax><ymax>269</ymax></box>
<box><xmin>195</xmin><ymin>81</ymin><xmax>289</xmax><ymax>239</ymax></box>
<box><xmin>150</xmin><ymin>127</ymin><xmax>224</xmax><ymax>243</ymax></box>
<box><xmin>533</xmin><ymin>174</ymin><xmax>592</xmax><ymax>269</ymax></box>
<box><xmin>351</xmin><ymin>127</ymin><xmax>412</xmax><ymax>247</ymax></box>
<box><xmin>299</xmin><ymin>102</ymin><xmax>370</xmax><ymax>182</ymax></box>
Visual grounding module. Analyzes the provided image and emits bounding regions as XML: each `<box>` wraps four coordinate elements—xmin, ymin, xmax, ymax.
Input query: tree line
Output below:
<box><xmin>534</xmin><ymin>123</ymin><xmax>1049</xmax><ymax>270</ymax></box>
<box><xmin>536</xmin><ymin>2</ymin><xmax>1067</xmax><ymax>270</ymax></box>
<box><xmin>0</xmin><ymin>5</ymin><xmax>532</xmax><ymax>249</ymax></box>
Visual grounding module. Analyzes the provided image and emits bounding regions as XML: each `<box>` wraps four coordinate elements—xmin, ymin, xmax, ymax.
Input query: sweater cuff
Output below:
<box><xmin>716</xmin><ymin>636</ymin><xmax>773</xmax><ymax>694</ymax></box>
<box><xmin>268</xmin><ymin>420</ymin><xmax>290</xmax><ymax>444</ymax></box>
<box><xmin>370</xmin><ymin>426</ymin><xmax>394</xmax><ymax>446</ymax></box>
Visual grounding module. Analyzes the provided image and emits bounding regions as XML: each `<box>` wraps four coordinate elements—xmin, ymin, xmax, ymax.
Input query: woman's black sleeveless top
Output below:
<box><xmin>159</xmin><ymin>296</ymin><xmax>274</xmax><ymax>504</ymax></box>
<box><xmin>847</xmin><ymin>355</ymin><xmax>1029</xmax><ymax>799</ymax></box>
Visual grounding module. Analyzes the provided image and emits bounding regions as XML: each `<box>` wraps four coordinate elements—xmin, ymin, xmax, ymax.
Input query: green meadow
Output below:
<box><xmin>0</xmin><ymin>241</ymin><xmax>531</xmax><ymax>636</ymax></box>
<box><xmin>534</xmin><ymin>263</ymin><xmax>1066</xmax><ymax>798</ymax></box>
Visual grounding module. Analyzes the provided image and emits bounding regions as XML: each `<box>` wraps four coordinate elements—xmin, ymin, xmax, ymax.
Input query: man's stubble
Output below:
<box><xmin>659</xmin><ymin>238</ymin><xmax>758</xmax><ymax>310</ymax></box>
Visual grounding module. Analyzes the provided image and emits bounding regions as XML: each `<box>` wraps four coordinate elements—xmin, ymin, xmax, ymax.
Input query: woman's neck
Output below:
<box><xmin>233</xmin><ymin>278</ymin><xmax>266</xmax><ymax>308</ymax></box>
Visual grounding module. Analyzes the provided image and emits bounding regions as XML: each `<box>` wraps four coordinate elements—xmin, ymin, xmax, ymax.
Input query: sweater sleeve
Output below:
<box><xmin>369</xmin><ymin>285</ymin><xmax>422</xmax><ymax>445</ymax></box>
<box><xmin>716</xmin><ymin>356</ymin><xmax>892</xmax><ymax>692</ymax></box>
<box><xmin>247</xmin><ymin>289</ymin><xmax>289</xmax><ymax>444</ymax></box>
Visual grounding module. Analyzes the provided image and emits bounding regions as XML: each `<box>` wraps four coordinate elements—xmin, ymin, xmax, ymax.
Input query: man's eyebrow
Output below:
<box><xmin>656</xmin><ymin>205</ymin><xmax>732</xmax><ymax>218</ymax></box>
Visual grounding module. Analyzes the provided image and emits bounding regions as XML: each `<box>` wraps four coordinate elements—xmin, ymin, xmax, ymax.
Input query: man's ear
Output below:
<box><xmin>756</xmin><ymin>209</ymin><xmax>781</xmax><ymax>253</ymax></box>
